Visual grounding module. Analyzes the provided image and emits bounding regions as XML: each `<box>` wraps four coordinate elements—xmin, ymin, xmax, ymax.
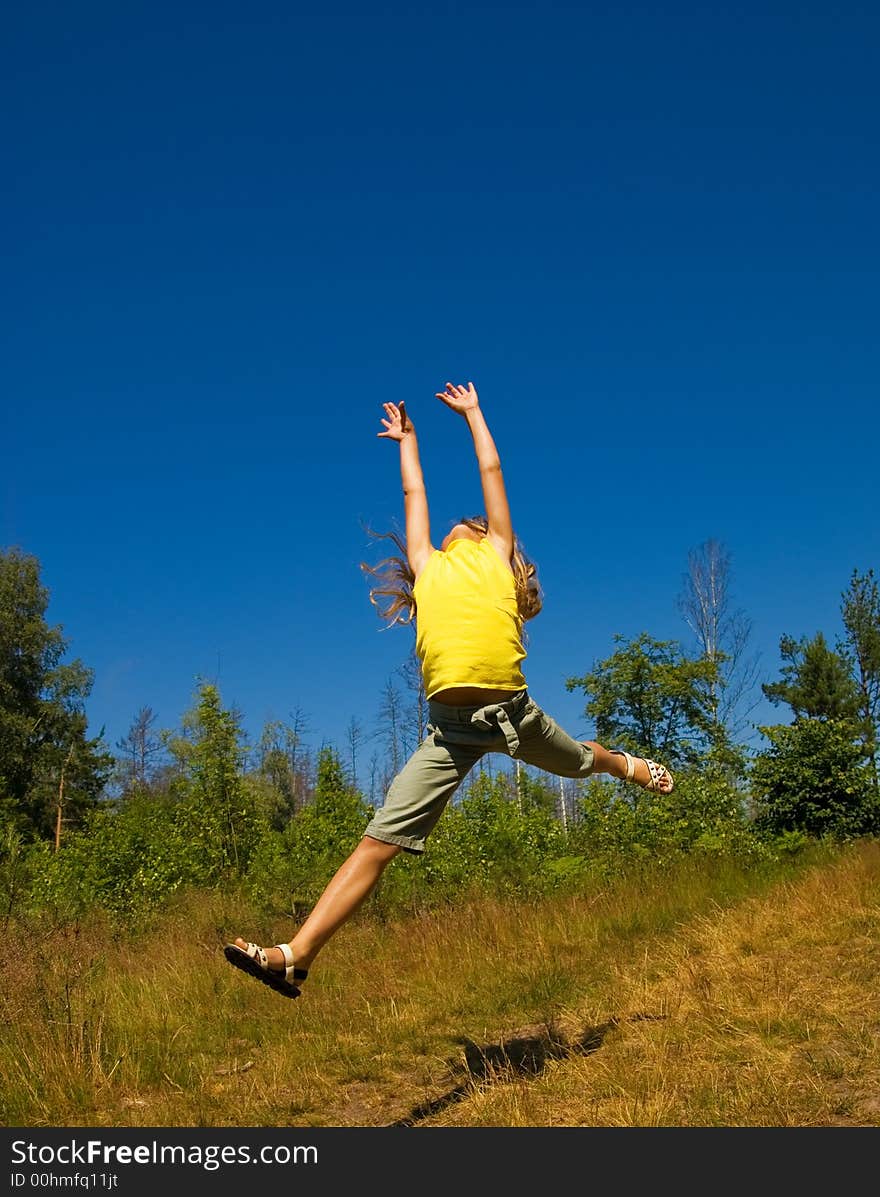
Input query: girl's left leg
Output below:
<box><xmin>514</xmin><ymin>699</ymin><xmax>673</xmax><ymax>792</ymax></box>
<box><xmin>583</xmin><ymin>741</ymin><xmax>670</xmax><ymax>789</ymax></box>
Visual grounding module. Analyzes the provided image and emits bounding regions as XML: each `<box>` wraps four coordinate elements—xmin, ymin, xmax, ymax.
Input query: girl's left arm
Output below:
<box><xmin>436</xmin><ymin>382</ymin><xmax>514</xmax><ymax>563</ymax></box>
<box><xmin>377</xmin><ymin>402</ymin><xmax>434</xmax><ymax>577</ymax></box>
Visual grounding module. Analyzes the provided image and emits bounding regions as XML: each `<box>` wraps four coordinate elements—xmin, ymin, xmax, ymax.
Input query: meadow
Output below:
<box><xmin>2</xmin><ymin>838</ymin><xmax>877</xmax><ymax>1128</ymax></box>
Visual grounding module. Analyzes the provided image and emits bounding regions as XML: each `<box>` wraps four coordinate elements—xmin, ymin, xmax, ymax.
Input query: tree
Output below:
<box><xmin>115</xmin><ymin>706</ymin><xmax>164</xmax><ymax>792</ymax></box>
<box><xmin>751</xmin><ymin>719</ymin><xmax>878</xmax><ymax>839</ymax></box>
<box><xmin>0</xmin><ymin>547</ymin><xmax>112</xmax><ymax>838</ymax></box>
<box><xmin>676</xmin><ymin>539</ymin><xmax>759</xmax><ymax>759</ymax></box>
<box><xmin>377</xmin><ymin>678</ymin><xmax>405</xmax><ymax>782</ymax></box>
<box><xmin>839</xmin><ymin>568</ymin><xmax>880</xmax><ymax>790</ymax></box>
<box><xmin>345</xmin><ymin>716</ymin><xmax>364</xmax><ymax>790</ymax></box>
<box><xmin>566</xmin><ymin>633</ymin><xmax>721</xmax><ymax>769</ymax></box>
<box><xmin>762</xmin><ymin>632</ymin><xmax>860</xmax><ymax>721</ymax></box>
<box><xmin>165</xmin><ymin>683</ymin><xmax>263</xmax><ymax>874</ymax></box>
<box><xmin>283</xmin><ymin>747</ymin><xmax>371</xmax><ymax>894</ymax></box>
<box><xmin>396</xmin><ymin>640</ymin><xmax>427</xmax><ymax>756</ymax></box>
<box><xmin>250</xmin><ymin>709</ymin><xmax>313</xmax><ymax>818</ymax></box>
<box><xmin>40</xmin><ymin>722</ymin><xmax>111</xmax><ymax>850</ymax></box>
<box><xmin>254</xmin><ymin>718</ymin><xmax>302</xmax><ymax>828</ymax></box>
<box><xmin>288</xmin><ymin>705</ymin><xmax>313</xmax><ymax>812</ymax></box>
<box><xmin>367</xmin><ymin>750</ymin><xmax>381</xmax><ymax>807</ymax></box>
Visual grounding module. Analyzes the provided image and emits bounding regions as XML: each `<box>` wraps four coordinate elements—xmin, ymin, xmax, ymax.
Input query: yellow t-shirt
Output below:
<box><xmin>413</xmin><ymin>538</ymin><xmax>527</xmax><ymax>699</ymax></box>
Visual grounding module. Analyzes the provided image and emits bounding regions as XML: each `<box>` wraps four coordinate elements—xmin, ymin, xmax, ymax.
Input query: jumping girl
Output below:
<box><xmin>225</xmin><ymin>382</ymin><xmax>674</xmax><ymax>999</ymax></box>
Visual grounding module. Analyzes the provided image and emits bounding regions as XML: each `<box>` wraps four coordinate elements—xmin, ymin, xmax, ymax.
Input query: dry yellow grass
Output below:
<box><xmin>423</xmin><ymin>840</ymin><xmax>880</xmax><ymax>1127</ymax></box>
<box><xmin>1</xmin><ymin>841</ymin><xmax>877</xmax><ymax>1127</ymax></box>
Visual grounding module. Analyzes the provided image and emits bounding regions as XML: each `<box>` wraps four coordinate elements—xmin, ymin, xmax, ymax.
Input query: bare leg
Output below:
<box><xmin>234</xmin><ymin>834</ymin><xmax>400</xmax><ymax>972</ymax></box>
<box><xmin>584</xmin><ymin>741</ymin><xmax>674</xmax><ymax>792</ymax></box>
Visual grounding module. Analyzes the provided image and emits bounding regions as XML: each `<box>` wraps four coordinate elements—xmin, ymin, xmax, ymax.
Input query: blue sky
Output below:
<box><xmin>4</xmin><ymin>2</ymin><xmax>878</xmax><ymax>782</ymax></box>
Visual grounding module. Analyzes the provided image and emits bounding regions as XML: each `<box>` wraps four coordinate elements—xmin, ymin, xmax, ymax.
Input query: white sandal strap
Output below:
<box><xmin>245</xmin><ymin>942</ymin><xmax>268</xmax><ymax>969</ymax></box>
<box><xmin>645</xmin><ymin>758</ymin><xmax>673</xmax><ymax>792</ymax></box>
<box><xmin>616</xmin><ymin>751</ymin><xmax>673</xmax><ymax>793</ymax></box>
<box><xmin>276</xmin><ymin>943</ymin><xmax>295</xmax><ymax>967</ymax></box>
<box><xmin>275</xmin><ymin>942</ymin><xmax>299</xmax><ymax>983</ymax></box>
<box><xmin>618</xmin><ymin>751</ymin><xmax>635</xmax><ymax>781</ymax></box>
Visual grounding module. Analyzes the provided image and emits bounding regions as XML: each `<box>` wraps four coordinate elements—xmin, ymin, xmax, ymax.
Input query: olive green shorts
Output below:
<box><xmin>363</xmin><ymin>689</ymin><xmax>595</xmax><ymax>854</ymax></box>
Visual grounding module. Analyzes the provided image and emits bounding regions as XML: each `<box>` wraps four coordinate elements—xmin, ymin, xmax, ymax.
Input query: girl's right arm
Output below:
<box><xmin>377</xmin><ymin>401</ymin><xmax>434</xmax><ymax>578</ymax></box>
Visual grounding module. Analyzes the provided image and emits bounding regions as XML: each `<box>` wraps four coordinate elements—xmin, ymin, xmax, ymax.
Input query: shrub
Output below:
<box><xmin>29</xmin><ymin>785</ymin><xmax>271</xmax><ymax>919</ymax></box>
<box><xmin>246</xmin><ymin>748</ymin><xmax>372</xmax><ymax>909</ymax></box>
<box><xmin>750</xmin><ymin>718</ymin><xmax>878</xmax><ymax>840</ymax></box>
<box><xmin>568</xmin><ymin>766</ymin><xmax>761</xmax><ymax>866</ymax></box>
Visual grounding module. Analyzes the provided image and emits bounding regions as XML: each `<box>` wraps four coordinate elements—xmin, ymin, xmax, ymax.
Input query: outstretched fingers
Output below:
<box><xmin>435</xmin><ymin>381</ymin><xmax>479</xmax><ymax>412</ymax></box>
<box><xmin>377</xmin><ymin>400</ymin><xmax>410</xmax><ymax>439</ymax></box>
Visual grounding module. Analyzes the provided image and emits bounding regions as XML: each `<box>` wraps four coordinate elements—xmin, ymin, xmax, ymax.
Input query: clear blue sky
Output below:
<box><xmin>4</xmin><ymin>2</ymin><xmax>878</xmax><ymax>779</ymax></box>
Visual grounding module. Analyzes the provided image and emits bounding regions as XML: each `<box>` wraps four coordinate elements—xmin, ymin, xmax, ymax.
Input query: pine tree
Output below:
<box><xmin>762</xmin><ymin>632</ymin><xmax>860</xmax><ymax>721</ymax></box>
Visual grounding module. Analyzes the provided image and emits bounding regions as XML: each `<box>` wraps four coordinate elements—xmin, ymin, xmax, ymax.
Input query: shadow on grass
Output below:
<box><xmin>389</xmin><ymin>1016</ymin><xmax>642</xmax><ymax>1126</ymax></box>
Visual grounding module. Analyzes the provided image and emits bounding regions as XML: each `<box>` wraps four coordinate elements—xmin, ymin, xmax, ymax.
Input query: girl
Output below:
<box><xmin>225</xmin><ymin>382</ymin><xmax>674</xmax><ymax>999</ymax></box>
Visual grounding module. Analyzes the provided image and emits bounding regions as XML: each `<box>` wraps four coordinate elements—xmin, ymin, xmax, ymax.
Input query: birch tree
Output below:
<box><xmin>677</xmin><ymin>539</ymin><xmax>759</xmax><ymax>760</ymax></box>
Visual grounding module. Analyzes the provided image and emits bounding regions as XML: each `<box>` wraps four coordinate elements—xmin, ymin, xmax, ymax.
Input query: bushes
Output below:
<box><xmin>405</xmin><ymin>773</ymin><xmax>566</xmax><ymax>898</ymax></box>
<box><xmin>245</xmin><ymin>748</ymin><xmax>371</xmax><ymax>910</ymax></box>
<box><xmin>361</xmin><ymin>766</ymin><xmax>767</xmax><ymax>916</ymax></box>
<box><xmin>20</xmin><ymin>684</ymin><xmax>272</xmax><ymax>919</ymax></box>
<box><xmin>27</xmin><ymin>785</ymin><xmax>271</xmax><ymax>919</ymax></box>
<box><xmin>750</xmin><ymin>718</ymin><xmax>879</xmax><ymax>840</ymax></box>
<box><xmin>6</xmin><ymin>724</ymin><xmax>871</xmax><ymax>928</ymax></box>
<box><xmin>568</xmin><ymin>766</ymin><xmax>762</xmax><ymax>867</ymax></box>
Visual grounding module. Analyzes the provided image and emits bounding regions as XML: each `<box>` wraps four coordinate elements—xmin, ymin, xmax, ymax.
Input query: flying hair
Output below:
<box><xmin>359</xmin><ymin>526</ymin><xmax>416</xmax><ymax>627</ymax></box>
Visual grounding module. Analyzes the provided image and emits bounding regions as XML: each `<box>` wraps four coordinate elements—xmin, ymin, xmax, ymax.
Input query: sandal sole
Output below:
<box><xmin>223</xmin><ymin>944</ymin><xmax>301</xmax><ymax>999</ymax></box>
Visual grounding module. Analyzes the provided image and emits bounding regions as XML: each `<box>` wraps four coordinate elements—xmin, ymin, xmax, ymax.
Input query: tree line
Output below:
<box><xmin>0</xmin><ymin>541</ymin><xmax>878</xmax><ymax>921</ymax></box>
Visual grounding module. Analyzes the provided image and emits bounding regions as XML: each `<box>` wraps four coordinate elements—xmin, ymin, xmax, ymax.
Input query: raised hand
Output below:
<box><xmin>435</xmin><ymin>381</ymin><xmax>479</xmax><ymax>415</ymax></box>
<box><xmin>377</xmin><ymin>401</ymin><xmax>412</xmax><ymax>441</ymax></box>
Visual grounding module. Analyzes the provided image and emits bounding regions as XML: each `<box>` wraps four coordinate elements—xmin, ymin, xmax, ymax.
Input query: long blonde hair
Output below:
<box><xmin>360</xmin><ymin>516</ymin><xmax>543</xmax><ymax>628</ymax></box>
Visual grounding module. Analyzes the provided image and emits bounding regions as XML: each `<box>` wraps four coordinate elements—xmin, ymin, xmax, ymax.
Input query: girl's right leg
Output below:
<box><xmin>232</xmin><ymin>730</ymin><xmax>483</xmax><ymax>977</ymax></box>
<box><xmin>234</xmin><ymin>834</ymin><xmax>401</xmax><ymax>973</ymax></box>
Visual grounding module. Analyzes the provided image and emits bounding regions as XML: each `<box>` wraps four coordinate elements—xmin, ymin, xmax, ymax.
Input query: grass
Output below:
<box><xmin>1</xmin><ymin>840</ymin><xmax>877</xmax><ymax>1127</ymax></box>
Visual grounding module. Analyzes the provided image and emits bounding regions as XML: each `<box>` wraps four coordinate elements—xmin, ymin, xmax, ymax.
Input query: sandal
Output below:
<box><xmin>615</xmin><ymin>751</ymin><xmax>675</xmax><ymax>794</ymax></box>
<box><xmin>223</xmin><ymin>941</ymin><xmax>308</xmax><ymax>1000</ymax></box>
